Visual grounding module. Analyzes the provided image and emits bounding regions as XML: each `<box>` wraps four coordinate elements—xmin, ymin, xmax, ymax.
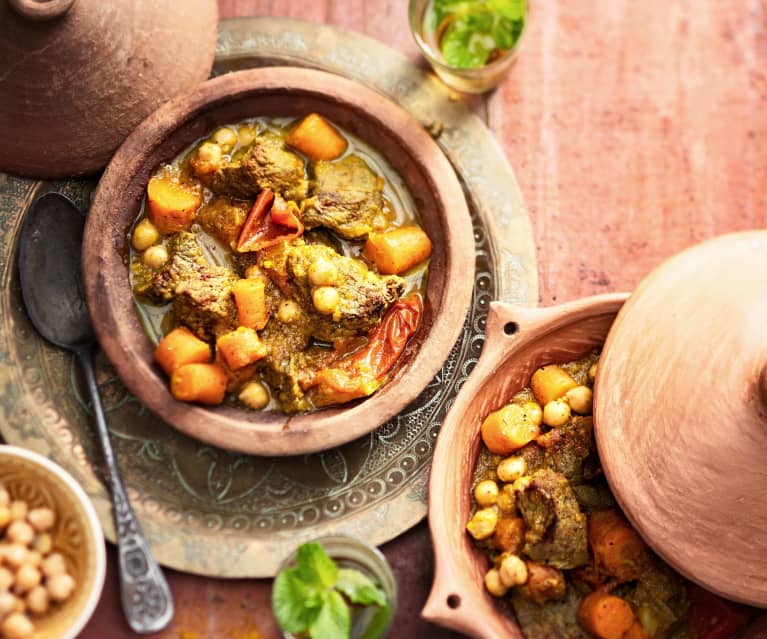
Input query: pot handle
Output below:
<box><xmin>9</xmin><ymin>0</ymin><xmax>75</xmax><ymax>21</ymax></box>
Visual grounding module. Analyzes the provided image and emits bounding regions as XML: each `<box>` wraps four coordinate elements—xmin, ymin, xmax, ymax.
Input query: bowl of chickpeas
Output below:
<box><xmin>0</xmin><ymin>446</ymin><xmax>105</xmax><ymax>639</ymax></box>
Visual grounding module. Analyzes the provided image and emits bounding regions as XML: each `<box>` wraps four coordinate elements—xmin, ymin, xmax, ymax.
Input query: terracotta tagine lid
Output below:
<box><xmin>0</xmin><ymin>0</ymin><xmax>218</xmax><ymax>178</ymax></box>
<box><xmin>595</xmin><ymin>230</ymin><xmax>767</xmax><ymax>607</ymax></box>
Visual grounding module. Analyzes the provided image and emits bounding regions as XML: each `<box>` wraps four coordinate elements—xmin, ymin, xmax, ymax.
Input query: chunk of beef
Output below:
<box><xmin>302</xmin><ymin>156</ymin><xmax>384</xmax><ymax>239</ymax></box>
<box><xmin>256</xmin><ymin>307</ymin><xmax>337</xmax><ymax>413</ymax></box>
<box><xmin>512</xmin><ymin>580</ymin><xmax>592</xmax><ymax>639</ymax></box>
<box><xmin>206</xmin><ymin>132</ymin><xmax>308</xmax><ymax>201</ymax></box>
<box><xmin>516</xmin><ymin>469</ymin><xmax>589</xmax><ymax>570</ymax></box>
<box><xmin>143</xmin><ymin>232</ymin><xmax>207</xmax><ymax>303</ymax></box>
<box><xmin>536</xmin><ymin>416</ymin><xmax>595</xmax><ymax>485</ymax></box>
<box><xmin>197</xmin><ymin>196</ymin><xmax>251</xmax><ymax>247</ymax></box>
<box><xmin>284</xmin><ymin>242</ymin><xmax>405</xmax><ymax>339</ymax></box>
<box><xmin>172</xmin><ymin>267</ymin><xmax>238</xmax><ymax>340</ymax></box>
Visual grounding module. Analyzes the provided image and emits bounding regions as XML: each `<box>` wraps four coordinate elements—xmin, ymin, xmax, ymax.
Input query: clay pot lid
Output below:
<box><xmin>0</xmin><ymin>0</ymin><xmax>217</xmax><ymax>178</ymax></box>
<box><xmin>595</xmin><ymin>230</ymin><xmax>767</xmax><ymax>607</ymax></box>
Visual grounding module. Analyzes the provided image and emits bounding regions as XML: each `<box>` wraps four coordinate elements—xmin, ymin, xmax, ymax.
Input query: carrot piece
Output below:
<box><xmin>154</xmin><ymin>327</ymin><xmax>211</xmax><ymax>376</ymax></box>
<box><xmin>480</xmin><ymin>403</ymin><xmax>541</xmax><ymax>455</ymax></box>
<box><xmin>170</xmin><ymin>362</ymin><xmax>227</xmax><ymax>405</ymax></box>
<box><xmin>363</xmin><ymin>226</ymin><xmax>433</xmax><ymax>275</ymax></box>
<box><xmin>216</xmin><ymin>327</ymin><xmax>268</xmax><ymax>371</ymax></box>
<box><xmin>286</xmin><ymin>113</ymin><xmax>347</xmax><ymax>161</ymax></box>
<box><xmin>232</xmin><ymin>279</ymin><xmax>269</xmax><ymax>330</ymax></box>
<box><xmin>588</xmin><ymin>509</ymin><xmax>648</xmax><ymax>581</ymax></box>
<box><xmin>577</xmin><ymin>591</ymin><xmax>636</xmax><ymax>639</ymax></box>
<box><xmin>531</xmin><ymin>365</ymin><xmax>578</xmax><ymax>406</ymax></box>
<box><xmin>146</xmin><ymin>176</ymin><xmax>201</xmax><ymax>234</ymax></box>
<box><xmin>624</xmin><ymin>621</ymin><xmax>650</xmax><ymax>639</ymax></box>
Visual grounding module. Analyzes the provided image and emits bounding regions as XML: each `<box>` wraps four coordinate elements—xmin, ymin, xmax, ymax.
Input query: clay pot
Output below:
<box><xmin>424</xmin><ymin>232</ymin><xmax>767</xmax><ymax>637</ymax></box>
<box><xmin>82</xmin><ymin>67</ymin><xmax>475</xmax><ymax>457</ymax></box>
<box><xmin>0</xmin><ymin>0</ymin><xmax>218</xmax><ymax>178</ymax></box>
<box><xmin>423</xmin><ymin>294</ymin><xmax>627</xmax><ymax>639</ymax></box>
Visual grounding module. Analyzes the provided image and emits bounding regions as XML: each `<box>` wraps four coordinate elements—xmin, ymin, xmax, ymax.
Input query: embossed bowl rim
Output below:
<box><xmin>0</xmin><ymin>445</ymin><xmax>106</xmax><ymax>639</ymax></box>
<box><xmin>82</xmin><ymin>66</ymin><xmax>475</xmax><ymax>456</ymax></box>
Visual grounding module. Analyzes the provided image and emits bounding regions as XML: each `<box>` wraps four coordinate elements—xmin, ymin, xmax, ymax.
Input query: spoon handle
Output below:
<box><xmin>78</xmin><ymin>347</ymin><xmax>174</xmax><ymax>634</ymax></box>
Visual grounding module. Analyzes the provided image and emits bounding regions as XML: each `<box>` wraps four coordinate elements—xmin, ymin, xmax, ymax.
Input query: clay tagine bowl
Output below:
<box><xmin>0</xmin><ymin>0</ymin><xmax>217</xmax><ymax>178</ymax></box>
<box><xmin>423</xmin><ymin>293</ymin><xmax>628</xmax><ymax>639</ymax></box>
<box><xmin>82</xmin><ymin>67</ymin><xmax>475</xmax><ymax>457</ymax></box>
<box><xmin>423</xmin><ymin>231</ymin><xmax>767</xmax><ymax>637</ymax></box>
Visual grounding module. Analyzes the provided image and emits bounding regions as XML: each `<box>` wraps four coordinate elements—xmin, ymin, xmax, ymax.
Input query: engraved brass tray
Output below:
<box><xmin>0</xmin><ymin>17</ymin><xmax>537</xmax><ymax>577</ymax></box>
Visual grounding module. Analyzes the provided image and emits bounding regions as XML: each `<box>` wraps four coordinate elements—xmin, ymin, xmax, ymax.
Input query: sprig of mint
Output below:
<box><xmin>429</xmin><ymin>0</ymin><xmax>526</xmax><ymax>69</ymax></box>
<box><xmin>272</xmin><ymin>542</ymin><xmax>392</xmax><ymax>639</ymax></box>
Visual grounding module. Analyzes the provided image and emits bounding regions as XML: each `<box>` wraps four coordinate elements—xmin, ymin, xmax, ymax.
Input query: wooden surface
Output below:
<box><xmin>80</xmin><ymin>1</ymin><xmax>767</xmax><ymax>637</ymax></box>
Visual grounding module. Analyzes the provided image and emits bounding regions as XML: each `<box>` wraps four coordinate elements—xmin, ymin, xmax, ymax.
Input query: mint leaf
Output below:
<box><xmin>309</xmin><ymin>590</ymin><xmax>350</xmax><ymax>639</ymax></box>
<box><xmin>360</xmin><ymin>604</ymin><xmax>392</xmax><ymax>639</ymax></box>
<box><xmin>441</xmin><ymin>13</ymin><xmax>495</xmax><ymax>68</ymax></box>
<box><xmin>335</xmin><ymin>569</ymin><xmax>387</xmax><ymax>607</ymax></box>
<box><xmin>296</xmin><ymin>542</ymin><xmax>338</xmax><ymax>589</ymax></box>
<box><xmin>487</xmin><ymin>0</ymin><xmax>526</xmax><ymax>21</ymax></box>
<box><xmin>272</xmin><ymin>567</ymin><xmax>322</xmax><ymax>634</ymax></box>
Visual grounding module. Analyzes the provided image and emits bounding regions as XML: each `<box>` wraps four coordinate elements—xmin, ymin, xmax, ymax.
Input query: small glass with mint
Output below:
<box><xmin>272</xmin><ymin>536</ymin><xmax>396</xmax><ymax>639</ymax></box>
<box><xmin>409</xmin><ymin>0</ymin><xmax>528</xmax><ymax>93</ymax></box>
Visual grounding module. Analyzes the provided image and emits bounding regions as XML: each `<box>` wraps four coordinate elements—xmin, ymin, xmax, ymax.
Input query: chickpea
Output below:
<box><xmin>46</xmin><ymin>573</ymin><xmax>75</xmax><ymax>603</ymax></box>
<box><xmin>496</xmin><ymin>484</ymin><xmax>517</xmax><ymax>513</ymax></box>
<box><xmin>237</xmin><ymin>125</ymin><xmax>256</xmax><ymax>148</ymax></box>
<box><xmin>142</xmin><ymin>245</ymin><xmax>169</xmax><ymax>269</ymax></box>
<box><xmin>31</xmin><ymin>534</ymin><xmax>51</xmax><ymax>556</ymax></box>
<box><xmin>543</xmin><ymin>399</ymin><xmax>571</xmax><ymax>427</ymax></box>
<box><xmin>466</xmin><ymin>507</ymin><xmax>498</xmax><ymax>541</ymax></box>
<box><xmin>131</xmin><ymin>218</ymin><xmax>159</xmax><ymax>251</ymax></box>
<box><xmin>0</xmin><ymin>508</ymin><xmax>10</xmax><ymax>529</ymax></box>
<box><xmin>312</xmin><ymin>287</ymin><xmax>340</xmax><ymax>316</ymax></box>
<box><xmin>512</xmin><ymin>476</ymin><xmax>532</xmax><ymax>494</ymax></box>
<box><xmin>238</xmin><ymin>382</ymin><xmax>270</xmax><ymax>410</ymax></box>
<box><xmin>211</xmin><ymin>127</ymin><xmax>237</xmax><ymax>152</ymax></box>
<box><xmin>26</xmin><ymin>508</ymin><xmax>55</xmax><ymax>533</ymax></box>
<box><xmin>496</xmin><ymin>456</ymin><xmax>527</xmax><ymax>483</ymax></box>
<box><xmin>588</xmin><ymin>363</ymin><xmax>598</xmax><ymax>382</ymax></box>
<box><xmin>13</xmin><ymin>566</ymin><xmax>40</xmax><ymax>594</ymax></box>
<box><xmin>6</xmin><ymin>522</ymin><xmax>34</xmax><ymax>547</ymax></box>
<box><xmin>484</xmin><ymin>568</ymin><xmax>509</xmax><ymax>597</ymax></box>
<box><xmin>197</xmin><ymin>141</ymin><xmax>222</xmax><ymax>165</ymax></box>
<box><xmin>566</xmin><ymin>385</ymin><xmax>593</xmax><ymax>415</ymax></box>
<box><xmin>25</xmin><ymin>586</ymin><xmax>48</xmax><ymax>616</ymax></box>
<box><xmin>0</xmin><ymin>487</ymin><xmax>9</xmax><ymax>509</ymax></box>
<box><xmin>8</xmin><ymin>503</ymin><xmax>26</xmax><ymax>523</ymax></box>
<box><xmin>4</xmin><ymin>545</ymin><xmax>27</xmax><ymax>569</ymax></box>
<box><xmin>277</xmin><ymin>299</ymin><xmax>300</xmax><ymax>324</ymax></box>
<box><xmin>0</xmin><ymin>592</ymin><xmax>16</xmax><ymax>616</ymax></box>
<box><xmin>307</xmin><ymin>258</ymin><xmax>338</xmax><ymax>287</ymax></box>
<box><xmin>0</xmin><ymin>567</ymin><xmax>13</xmax><ymax>591</ymax></box>
<box><xmin>24</xmin><ymin>552</ymin><xmax>41</xmax><ymax>569</ymax></box>
<box><xmin>41</xmin><ymin>553</ymin><xmax>66</xmax><ymax>579</ymax></box>
<box><xmin>499</xmin><ymin>554</ymin><xmax>529</xmax><ymax>588</ymax></box>
<box><xmin>473</xmin><ymin>480</ymin><xmax>499</xmax><ymax>507</ymax></box>
<box><xmin>2</xmin><ymin>612</ymin><xmax>34</xmax><ymax>639</ymax></box>
<box><xmin>521</xmin><ymin>401</ymin><xmax>543</xmax><ymax>427</ymax></box>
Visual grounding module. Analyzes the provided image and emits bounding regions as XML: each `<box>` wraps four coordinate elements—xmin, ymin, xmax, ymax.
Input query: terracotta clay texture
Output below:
<box><xmin>82</xmin><ymin>67</ymin><xmax>475</xmax><ymax>457</ymax></box>
<box><xmin>0</xmin><ymin>0</ymin><xmax>217</xmax><ymax>178</ymax></box>
<box><xmin>595</xmin><ymin>231</ymin><xmax>767</xmax><ymax>608</ymax></box>
<box><xmin>423</xmin><ymin>293</ymin><xmax>628</xmax><ymax>639</ymax></box>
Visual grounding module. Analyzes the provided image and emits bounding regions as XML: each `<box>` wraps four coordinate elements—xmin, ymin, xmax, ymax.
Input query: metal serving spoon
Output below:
<box><xmin>17</xmin><ymin>192</ymin><xmax>174</xmax><ymax>634</ymax></box>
